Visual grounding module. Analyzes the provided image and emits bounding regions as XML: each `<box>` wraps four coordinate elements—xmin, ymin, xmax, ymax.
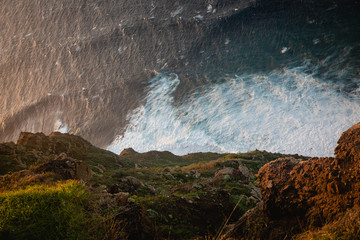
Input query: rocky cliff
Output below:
<box><xmin>1</xmin><ymin>124</ymin><xmax>359</xmax><ymax>239</ymax></box>
<box><xmin>0</xmin><ymin>131</ymin><xmax>306</xmax><ymax>239</ymax></box>
<box><xmin>225</xmin><ymin>122</ymin><xmax>360</xmax><ymax>239</ymax></box>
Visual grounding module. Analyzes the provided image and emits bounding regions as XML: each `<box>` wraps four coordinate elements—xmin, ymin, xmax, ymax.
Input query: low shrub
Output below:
<box><xmin>0</xmin><ymin>180</ymin><xmax>91</xmax><ymax>240</ymax></box>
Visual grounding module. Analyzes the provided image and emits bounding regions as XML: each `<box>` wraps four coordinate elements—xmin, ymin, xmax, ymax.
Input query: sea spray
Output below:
<box><xmin>108</xmin><ymin>64</ymin><xmax>360</xmax><ymax>157</ymax></box>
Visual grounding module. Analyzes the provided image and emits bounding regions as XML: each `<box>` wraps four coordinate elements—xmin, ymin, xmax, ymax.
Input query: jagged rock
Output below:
<box><xmin>119</xmin><ymin>176</ymin><xmax>144</xmax><ymax>193</ymax></box>
<box><xmin>335</xmin><ymin>122</ymin><xmax>360</xmax><ymax>163</ymax></box>
<box><xmin>17</xmin><ymin>132</ymin><xmax>49</xmax><ymax>152</ymax></box>
<box><xmin>94</xmin><ymin>166</ymin><xmax>104</xmax><ymax>173</ymax></box>
<box><xmin>248</xmin><ymin>182</ymin><xmax>262</xmax><ymax>201</ymax></box>
<box><xmin>257</xmin><ymin>157</ymin><xmax>302</xmax><ymax>217</ymax></box>
<box><xmin>97</xmin><ymin>184</ymin><xmax>108</xmax><ymax>193</ymax></box>
<box><xmin>214</xmin><ymin>167</ymin><xmax>240</xmax><ymax>179</ymax></box>
<box><xmin>247</xmin><ymin>196</ymin><xmax>258</xmax><ymax>204</ymax></box>
<box><xmin>113</xmin><ymin>192</ymin><xmax>130</xmax><ymax>206</ymax></box>
<box><xmin>238</xmin><ymin>165</ymin><xmax>251</xmax><ymax>182</ymax></box>
<box><xmin>16</xmin><ymin>132</ymin><xmax>123</xmax><ymax>169</ymax></box>
<box><xmin>32</xmin><ymin>157</ymin><xmax>92</xmax><ymax>181</ymax></box>
<box><xmin>94</xmin><ymin>163</ymin><xmax>106</xmax><ymax>173</ymax></box>
<box><xmin>224</xmin><ymin>122</ymin><xmax>360</xmax><ymax>239</ymax></box>
<box><xmin>146</xmin><ymin>184</ymin><xmax>156</xmax><ymax>194</ymax></box>
<box><xmin>120</xmin><ymin>148</ymin><xmax>139</xmax><ymax>156</ymax></box>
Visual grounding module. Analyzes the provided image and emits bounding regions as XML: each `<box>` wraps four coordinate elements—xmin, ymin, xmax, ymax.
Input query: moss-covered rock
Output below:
<box><xmin>0</xmin><ymin>143</ymin><xmax>26</xmax><ymax>175</ymax></box>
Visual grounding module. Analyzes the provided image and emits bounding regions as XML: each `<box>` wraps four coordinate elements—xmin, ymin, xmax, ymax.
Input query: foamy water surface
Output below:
<box><xmin>108</xmin><ymin>64</ymin><xmax>360</xmax><ymax>157</ymax></box>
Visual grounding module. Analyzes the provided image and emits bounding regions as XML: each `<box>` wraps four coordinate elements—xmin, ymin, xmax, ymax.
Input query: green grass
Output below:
<box><xmin>0</xmin><ymin>180</ymin><xmax>91</xmax><ymax>240</ymax></box>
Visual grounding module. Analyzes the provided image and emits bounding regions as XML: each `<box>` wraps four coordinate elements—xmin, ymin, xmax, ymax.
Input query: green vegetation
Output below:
<box><xmin>0</xmin><ymin>181</ymin><xmax>91</xmax><ymax>240</ymax></box>
<box><xmin>0</xmin><ymin>132</ymin><xmax>313</xmax><ymax>240</ymax></box>
<box><xmin>0</xmin><ymin>180</ymin><xmax>128</xmax><ymax>240</ymax></box>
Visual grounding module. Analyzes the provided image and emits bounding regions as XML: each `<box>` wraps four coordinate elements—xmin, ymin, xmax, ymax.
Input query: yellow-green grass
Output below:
<box><xmin>0</xmin><ymin>180</ymin><xmax>91</xmax><ymax>240</ymax></box>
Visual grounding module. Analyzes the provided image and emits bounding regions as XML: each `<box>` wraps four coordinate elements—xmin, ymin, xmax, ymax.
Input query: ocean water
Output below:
<box><xmin>108</xmin><ymin>64</ymin><xmax>360</xmax><ymax>157</ymax></box>
<box><xmin>1</xmin><ymin>0</ymin><xmax>359</xmax><ymax>157</ymax></box>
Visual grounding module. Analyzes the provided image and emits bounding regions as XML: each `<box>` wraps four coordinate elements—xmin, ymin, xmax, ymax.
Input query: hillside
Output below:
<box><xmin>1</xmin><ymin>123</ymin><xmax>359</xmax><ymax>239</ymax></box>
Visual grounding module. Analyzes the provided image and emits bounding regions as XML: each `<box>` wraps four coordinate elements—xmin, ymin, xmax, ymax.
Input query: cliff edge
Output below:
<box><xmin>225</xmin><ymin>122</ymin><xmax>360</xmax><ymax>239</ymax></box>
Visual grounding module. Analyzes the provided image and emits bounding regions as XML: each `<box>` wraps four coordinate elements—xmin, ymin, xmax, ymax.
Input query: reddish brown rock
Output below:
<box><xmin>335</xmin><ymin>122</ymin><xmax>360</xmax><ymax>163</ymax></box>
<box><xmin>120</xmin><ymin>147</ymin><xmax>139</xmax><ymax>156</ymax></box>
<box><xmin>225</xmin><ymin>122</ymin><xmax>360</xmax><ymax>239</ymax></box>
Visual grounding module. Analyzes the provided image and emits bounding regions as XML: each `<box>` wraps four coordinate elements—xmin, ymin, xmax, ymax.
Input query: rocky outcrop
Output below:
<box><xmin>120</xmin><ymin>148</ymin><xmax>139</xmax><ymax>156</ymax></box>
<box><xmin>16</xmin><ymin>132</ymin><xmax>123</xmax><ymax>169</ymax></box>
<box><xmin>33</xmin><ymin>156</ymin><xmax>92</xmax><ymax>182</ymax></box>
<box><xmin>0</xmin><ymin>142</ymin><xmax>26</xmax><ymax>175</ymax></box>
<box><xmin>214</xmin><ymin>167</ymin><xmax>239</xmax><ymax>179</ymax></box>
<box><xmin>225</xmin><ymin>122</ymin><xmax>360</xmax><ymax>239</ymax></box>
<box><xmin>0</xmin><ymin>132</ymin><xmax>121</xmax><ymax>181</ymax></box>
<box><xmin>119</xmin><ymin>148</ymin><xmax>185</xmax><ymax>167</ymax></box>
<box><xmin>335</xmin><ymin>122</ymin><xmax>360</xmax><ymax>163</ymax></box>
<box><xmin>1</xmin><ymin>130</ymin><xmax>315</xmax><ymax>240</ymax></box>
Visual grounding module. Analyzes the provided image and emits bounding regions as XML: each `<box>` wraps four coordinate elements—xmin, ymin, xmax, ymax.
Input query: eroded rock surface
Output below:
<box><xmin>33</xmin><ymin>157</ymin><xmax>92</xmax><ymax>182</ymax></box>
<box><xmin>225</xmin><ymin>122</ymin><xmax>360</xmax><ymax>239</ymax></box>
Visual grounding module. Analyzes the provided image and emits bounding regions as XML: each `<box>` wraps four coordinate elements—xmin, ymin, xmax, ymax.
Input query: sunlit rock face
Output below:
<box><xmin>225</xmin><ymin>122</ymin><xmax>360</xmax><ymax>239</ymax></box>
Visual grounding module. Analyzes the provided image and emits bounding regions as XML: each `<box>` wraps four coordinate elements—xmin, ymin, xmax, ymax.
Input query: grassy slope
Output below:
<box><xmin>0</xmin><ymin>181</ymin><xmax>91</xmax><ymax>240</ymax></box>
<box><xmin>91</xmin><ymin>150</ymin><xmax>307</xmax><ymax>239</ymax></box>
<box><xmin>0</xmin><ymin>133</ymin><xmax>312</xmax><ymax>239</ymax></box>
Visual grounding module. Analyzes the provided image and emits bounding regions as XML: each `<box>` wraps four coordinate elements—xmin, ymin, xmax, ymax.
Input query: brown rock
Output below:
<box><xmin>257</xmin><ymin>157</ymin><xmax>301</xmax><ymax>217</ymax></box>
<box><xmin>16</xmin><ymin>132</ymin><xmax>123</xmax><ymax>169</ymax></box>
<box><xmin>335</xmin><ymin>122</ymin><xmax>360</xmax><ymax>163</ymax></box>
<box><xmin>114</xmin><ymin>192</ymin><xmax>130</xmax><ymax>205</ymax></box>
<box><xmin>116</xmin><ymin>176</ymin><xmax>144</xmax><ymax>193</ymax></box>
<box><xmin>17</xmin><ymin>132</ymin><xmax>49</xmax><ymax>152</ymax></box>
<box><xmin>33</xmin><ymin>157</ymin><xmax>92</xmax><ymax>181</ymax></box>
<box><xmin>238</xmin><ymin>165</ymin><xmax>251</xmax><ymax>182</ymax></box>
<box><xmin>120</xmin><ymin>148</ymin><xmax>139</xmax><ymax>156</ymax></box>
<box><xmin>224</xmin><ymin>122</ymin><xmax>360</xmax><ymax>239</ymax></box>
<box><xmin>214</xmin><ymin>167</ymin><xmax>239</xmax><ymax>179</ymax></box>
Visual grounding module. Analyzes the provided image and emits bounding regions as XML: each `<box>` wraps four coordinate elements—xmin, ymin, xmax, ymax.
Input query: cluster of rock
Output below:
<box><xmin>225</xmin><ymin>123</ymin><xmax>360</xmax><ymax>239</ymax></box>
<box><xmin>0</xmin><ymin>131</ymin><xmax>122</xmax><ymax>176</ymax></box>
<box><xmin>2</xmin><ymin>123</ymin><xmax>359</xmax><ymax>239</ymax></box>
<box><xmin>32</xmin><ymin>154</ymin><xmax>92</xmax><ymax>182</ymax></box>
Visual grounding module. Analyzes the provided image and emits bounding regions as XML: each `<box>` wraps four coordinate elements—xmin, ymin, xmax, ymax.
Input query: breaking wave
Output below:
<box><xmin>108</xmin><ymin>63</ymin><xmax>360</xmax><ymax>157</ymax></box>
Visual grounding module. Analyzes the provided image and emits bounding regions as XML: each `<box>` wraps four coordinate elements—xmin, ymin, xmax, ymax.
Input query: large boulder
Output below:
<box><xmin>33</xmin><ymin>156</ymin><xmax>92</xmax><ymax>181</ymax></box>
<box><xmin>225</xmin><ymin>122</ymin><xmax>360</xmax><ymax>239</ymax></box>
<box><xmin>238</xmin><ymin>165</ymin><xmax>251</xmax><ymax>182</ymax></box>
<box><xmin>335</xmin><ymin>122</ymin><xmax>360</xmax><ymax>163</ymax></box>
<box><xmin>214</xmin><ymin>167</ymin><xmax>240</xmax><ymax>179</ymax></box>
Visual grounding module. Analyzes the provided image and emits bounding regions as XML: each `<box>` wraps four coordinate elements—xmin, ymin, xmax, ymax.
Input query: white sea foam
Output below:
<box><xmin>54</xmin><ymin>120</ymin><xmax>68</xmax><ymax>133</ymax></box>
<box><xmin>108</xmin><ymin>66</ymin><xmax>360</xmax><ymax>157</ymax></box>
